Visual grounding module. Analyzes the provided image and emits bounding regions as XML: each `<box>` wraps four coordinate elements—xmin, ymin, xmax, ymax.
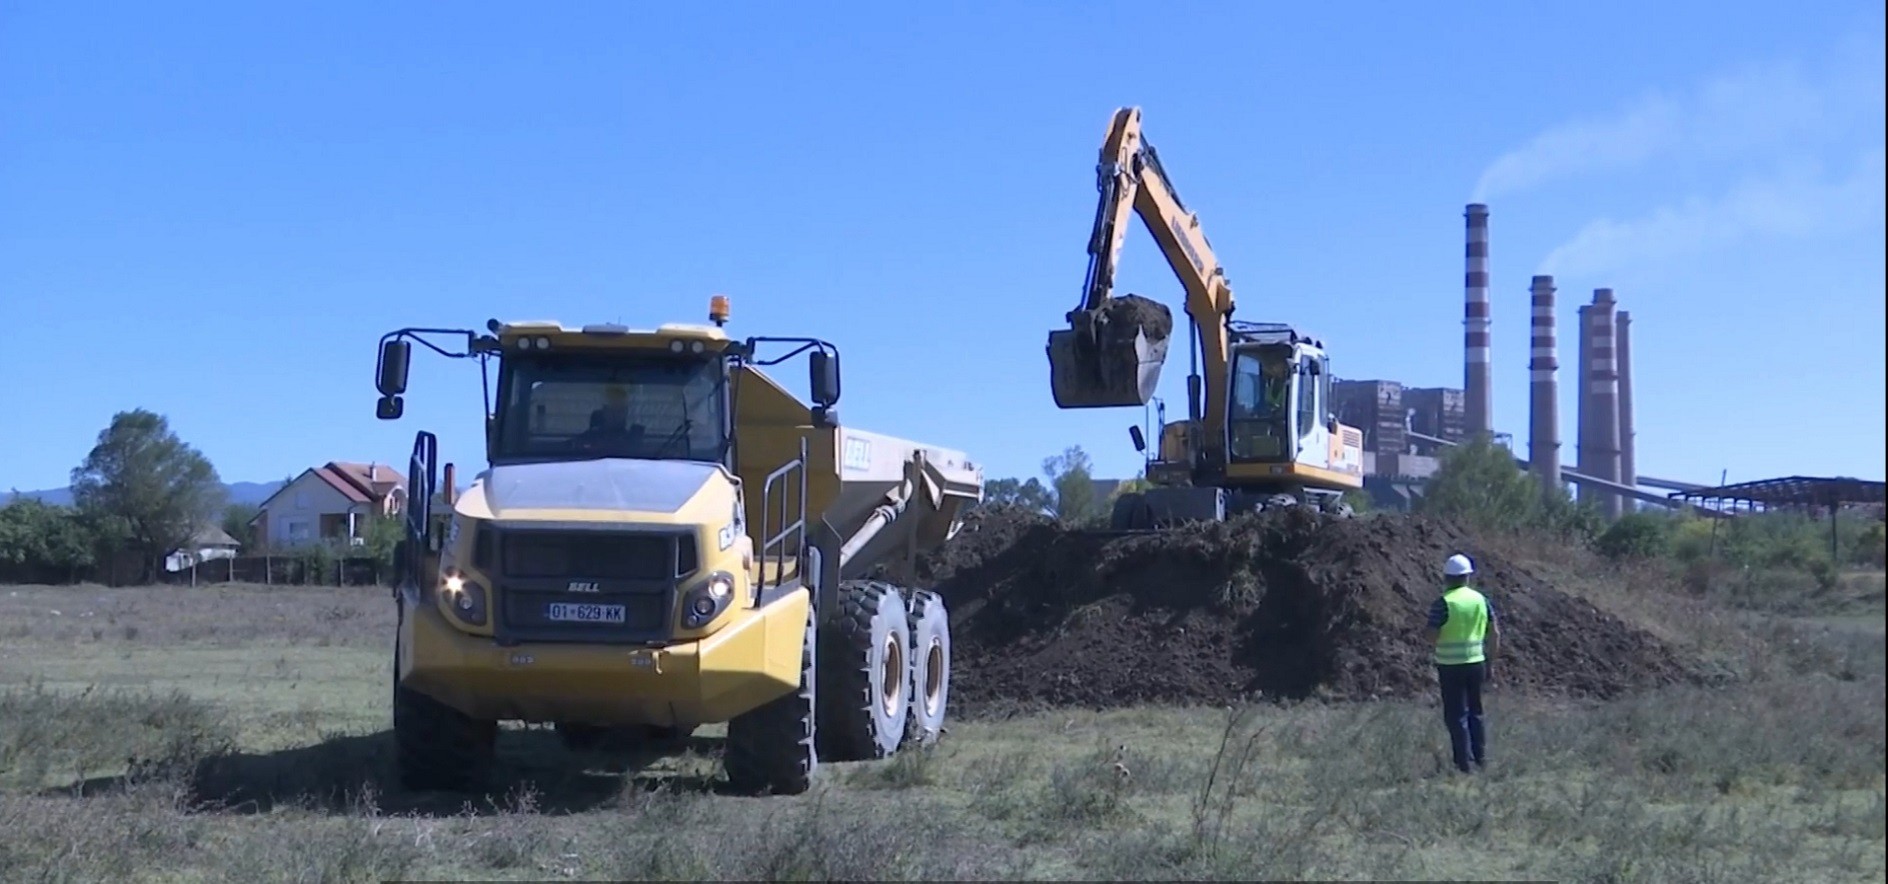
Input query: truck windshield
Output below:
<box><xmin>494</xmin><ymin>351</ymin><xmax>728</xmax><ymax>464</ymax></box>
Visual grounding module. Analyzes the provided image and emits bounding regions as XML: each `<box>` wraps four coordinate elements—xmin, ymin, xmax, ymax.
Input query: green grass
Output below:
<box><xmin>0</xmin><ymin>581</ymin><xmax>1882</xmax><ymax>882</ymax></box>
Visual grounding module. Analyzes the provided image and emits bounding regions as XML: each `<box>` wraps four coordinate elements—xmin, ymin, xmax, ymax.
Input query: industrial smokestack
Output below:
<box><xmin>1528</xmin><ymin>275</ymin><xmax>1560</xmax><ymax>496</ymax></box>
<box><xmin>1578</xmin><ymin>289</ymin><xmax>1622</xmax><ymax>518</ymax></box>
<box><xmin>1463</xmin><ymin>204</ymin><xmax>1492</xmax><ymax>439</ymax></box>
<box><xmin>1616</xmin><ymin>310</ymin><xmax>1636</xmax><ymax>509</ymax></box>
<box><xmin>1576</xmin><ymin>301</ymin><xmax>1593</xmax><ymax>507</ymax></box>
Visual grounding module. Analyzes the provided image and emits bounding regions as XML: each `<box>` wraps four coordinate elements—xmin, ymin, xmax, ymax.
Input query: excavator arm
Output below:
<box><xmin>1048</xmin><ymin>106</ymin><xmax>1236</xmax><ymax>467</ymax></box>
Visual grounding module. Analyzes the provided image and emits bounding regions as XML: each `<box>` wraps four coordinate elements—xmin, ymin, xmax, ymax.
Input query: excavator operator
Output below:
<box><xmin>1260</xmin><ymin>358</ymin><xmax>1291</xmax><ymax>415</ymax></box>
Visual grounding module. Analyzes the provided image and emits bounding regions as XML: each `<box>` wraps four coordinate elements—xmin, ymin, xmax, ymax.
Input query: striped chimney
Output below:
<box><xmin>1582</xmin><ymin>288</ymin><xmax>1622</xmax><ymax>518</ymax></box>
<box><xmin>1616</xmin><ymin>310</ymin><xmax>1637</xmax><ymax>507</ymax></box>
<box><xmin>1576</xmin><ymin>301</ymin><xmax>1594</xmax><ymax>506</ymax></box>
<box><xmin>1463</xmin><ymin>203</ymin><xmax>1492</xmax><ymax>438</ymax></box>
<box><xmin>1528</xmin><ymin>275</ymin><xmax>1560</xmax><ymax>496</ymax></box>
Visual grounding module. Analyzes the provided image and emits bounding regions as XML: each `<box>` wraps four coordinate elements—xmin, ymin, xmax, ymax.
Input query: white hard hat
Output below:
<box><xmin>1444</xmin><ymin>554</ymin><xmax>1475</xmax><ymax>577</ymax></box>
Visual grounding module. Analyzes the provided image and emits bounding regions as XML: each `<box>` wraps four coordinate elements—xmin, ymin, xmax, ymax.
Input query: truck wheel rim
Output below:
<box><xmin>922</xmin><ymin>638</ymin><xmax>945</xmax><ymax>717</ymax></box>
<box><xmin>881</xmin><ymin>633</ymin><xmax>905</xmax><ymax>718</ymax></box>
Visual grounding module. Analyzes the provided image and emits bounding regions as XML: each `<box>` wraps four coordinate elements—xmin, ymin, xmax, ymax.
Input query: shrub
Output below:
<box><xmin>1597</xmin><ymin>512</ymin><xmax>1672</xmax><ymax>561</ymax></box>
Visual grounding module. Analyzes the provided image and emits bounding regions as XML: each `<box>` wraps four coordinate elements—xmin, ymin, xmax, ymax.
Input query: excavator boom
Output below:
<box><xmin>1047</xmin><ymin>107</ymin><xmax>1236</xmax><ymax>466</ymax></box>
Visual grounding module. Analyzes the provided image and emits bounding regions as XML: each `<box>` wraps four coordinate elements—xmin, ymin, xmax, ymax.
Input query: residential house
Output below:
<box><xmin>165</xmin><ymin>525</ymin><xmax>243</xmax><ymax>572</ymax></box>
<box><xmin>251</xmin><ymin>461</ymin><xmax>407</xmax><ymax>549</ymax></box>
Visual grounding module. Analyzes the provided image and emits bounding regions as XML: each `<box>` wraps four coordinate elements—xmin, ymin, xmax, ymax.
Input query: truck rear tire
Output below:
<box><xmin>902</xmin><ymin>589</ymin><xmax>950</xmax><ymax>748</ymax></box>
<box><xmin>816</xmin><ymin>580</ymin><xmax>913</xmax><ymax>762</ymax></box>
<box><xmin>724</xmin><ymin>599</ymin><xmax>818</xmax><ymax>796</ymax></box>
<box><xmin>393</xmin><ymin>669</ymin><xmax>497</xmax><ymax>793</ymax></box>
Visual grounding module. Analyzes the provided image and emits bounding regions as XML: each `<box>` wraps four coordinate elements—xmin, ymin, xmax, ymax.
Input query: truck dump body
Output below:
<box><xmin>731</xmin><ymin>364</ymin><xmax>983</xmax><ymax>585</ymax></box>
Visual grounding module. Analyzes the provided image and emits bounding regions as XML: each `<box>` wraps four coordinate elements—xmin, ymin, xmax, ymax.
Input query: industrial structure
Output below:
<box><xmin>1463</xmin><ymin>203</ymin><xmax>1493</xmax><ymax>439</ymax></box>
<box><xmin>1528</xmin><ymin>274</ymin><xmax>1560</xmax><ymax>495</ymax></box>
<box><xmin>1332</xmin><ymin>203</ymin><xmax>1708</xmax><ymax>516</ymax></box>
<box><xmin>1577</xmin><ymin>288</ymin><xmax>1625</xmax><ymax>518</ymax></box>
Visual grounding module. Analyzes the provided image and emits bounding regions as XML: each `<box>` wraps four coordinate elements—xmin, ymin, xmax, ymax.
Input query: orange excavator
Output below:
<box><xmin>1046</xmin><ymin>106</ymin><xmax>1365</xmax><ymax>530</ymax></box>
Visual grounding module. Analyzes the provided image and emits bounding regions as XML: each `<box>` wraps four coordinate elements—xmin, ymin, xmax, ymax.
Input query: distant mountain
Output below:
<box><xmin>4</xmin><ymin>480</ymin><xmax>286</xmax><ymax>509</ymax></box>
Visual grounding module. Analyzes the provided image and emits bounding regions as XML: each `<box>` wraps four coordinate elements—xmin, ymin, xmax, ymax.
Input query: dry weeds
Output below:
<box><xmin>0</xmin><ymin>574</ymin><xmax>1881</xmax><ymax>882</ymax></box>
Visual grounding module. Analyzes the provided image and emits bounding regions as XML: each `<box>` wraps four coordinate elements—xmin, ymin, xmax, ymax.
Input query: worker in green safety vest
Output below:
<box><xmin>1425</xmin><ymin>553</ymin><xmax>1501</xmax><ymax>773</ymax></box>
<box><xmin>1261</xmin><ymin>359</ymin><xmax>1290</xmax><ymax>414</ymax></box>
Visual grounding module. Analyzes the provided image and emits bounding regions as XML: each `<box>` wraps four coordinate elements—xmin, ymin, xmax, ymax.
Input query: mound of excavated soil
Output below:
<box><xmin>909</xmin><ymin>505</ymin><xmax>1693</xmax><ymax>716</ymax></box>
<box><xmin>1100</xmin><ymin>293</ymin><xmax>1173</xmax><ymax>343</ymax></box>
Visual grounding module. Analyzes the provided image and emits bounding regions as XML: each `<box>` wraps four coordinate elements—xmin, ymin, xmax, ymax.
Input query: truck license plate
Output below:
<box><xmin>546</xmin><ymin>602</ymin><xmax>626</xmax><ymax>624</ymax></box>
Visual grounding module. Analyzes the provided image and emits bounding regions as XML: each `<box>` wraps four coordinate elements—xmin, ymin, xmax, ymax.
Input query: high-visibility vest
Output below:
<box><xmin>1434</xmin><ymin>586</ymin><xmax>1490</xmax><ymax>665</ymax></box>
<box><xmin>1265</xmin><ymin>381</ymin><xmax>1286</xmax><ymax>409</ymax></box>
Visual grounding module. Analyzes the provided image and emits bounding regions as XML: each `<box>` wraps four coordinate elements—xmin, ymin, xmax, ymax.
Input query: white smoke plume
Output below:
<box><xmin>1471</xmin><ymin>33</ymin><xmax>1884</xmax><ymax>203</ymax></box>
<box><xmin>1536</xmin><ymin>147</ymin><xmax>1886</xmax><ymax>278</ymax></box>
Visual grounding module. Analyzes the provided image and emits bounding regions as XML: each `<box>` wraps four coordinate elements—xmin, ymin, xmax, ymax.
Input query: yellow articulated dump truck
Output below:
<box><xmin>370</xmin><ymin>295</ymin><xmax>982</xmax><ymax>795</ymax></box>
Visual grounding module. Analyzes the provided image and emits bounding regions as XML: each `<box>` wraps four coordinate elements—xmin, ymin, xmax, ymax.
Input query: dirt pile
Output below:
<box><xmin>1098</xmin><ymin>293</ymin><xmax>1173</xmax><ymax>343</ymax></box>
<box><xmin>913</xmin><ymin>505</ymin><xmax>1693</xmax><ymax>716</ymax></box>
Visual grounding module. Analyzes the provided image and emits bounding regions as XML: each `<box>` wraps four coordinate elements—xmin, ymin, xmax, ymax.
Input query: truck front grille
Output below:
<box><xmin>488</xmin><ymin>527</ymin><xmax>697</xmax><ymax>645</ymax></box>
<box><xmin>502</xmin><ymin>532</ymin><xmax>681</xmax><ymax>581</ymax></box>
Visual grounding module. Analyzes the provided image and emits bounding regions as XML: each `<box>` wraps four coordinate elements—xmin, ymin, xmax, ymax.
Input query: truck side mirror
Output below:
<box><xmin>1128</xmin><ymin>425</ymin><xmax>1147</xmax><ymax>453</ymax></box>
<box><xmin>809</xmin><ymin>350</ymin><xmax>841</xmax><ymax>408</ymax></box>
<box><xmin>376</xmin><ymin>338</ymin><xmax>411</xmax><ymax>421</ymax></box>
<box><xmin>377</xmin><ymin>339</ymin><xmax>411</xmax><ymax>396</ymax></box>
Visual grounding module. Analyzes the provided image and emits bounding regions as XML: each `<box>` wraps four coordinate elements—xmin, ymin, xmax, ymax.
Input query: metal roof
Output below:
<box><xmin>1668</xmin><ymin>475</ymin><xmax>1886</xmax><ymax>510</ymax></box>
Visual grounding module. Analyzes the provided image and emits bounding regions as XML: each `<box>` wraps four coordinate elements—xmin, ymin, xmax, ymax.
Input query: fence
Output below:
<box><xmin>162</xmin><ymin>554</ymin><xmax>389</xmax><ymax>587</ymax></box>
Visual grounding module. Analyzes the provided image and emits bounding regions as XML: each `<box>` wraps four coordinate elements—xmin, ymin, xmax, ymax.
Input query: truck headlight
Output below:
<box><xmin>680</xmin><ymin>570</ymin><xmax>735</xmax><ymax>630</ymax></box>
<box><xmin>439</xmin><ymin>567</ymin><xmax>489</xmax><ymax>627</ymax></box>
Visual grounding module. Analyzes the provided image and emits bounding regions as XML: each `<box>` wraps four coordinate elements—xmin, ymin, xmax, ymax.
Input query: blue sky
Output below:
<box><xmin>2</xmin><ymin>1</ymin><xmax>1882</xmax><ymax>493</ymax></box>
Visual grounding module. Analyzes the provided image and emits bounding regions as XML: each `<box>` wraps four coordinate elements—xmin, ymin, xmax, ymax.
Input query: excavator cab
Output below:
<box><xmin>1225</xmin><ymin>343</ymin><xmax>1296</xmax><ymax>461</ymax></box>
<box><xmin>1047</xmin><ymin>295</ymin><xmax>1174</xmax><ymax>408</ymax></box>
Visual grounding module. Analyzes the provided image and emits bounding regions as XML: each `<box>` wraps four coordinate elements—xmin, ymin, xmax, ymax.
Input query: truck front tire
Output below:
<box><xmin>392</xmin><ymin>662</ymin><xmax>497</xmax><ymax>792</ymax></box>
<box><xmin>724</xmin><ymin>598</ymin><xmax>819</xmax><ymax>795</ymax></box>
<box><xmin>816</xmin><ymin>580</ymin><xmax>913</xmax><ymax>762</ymax></box>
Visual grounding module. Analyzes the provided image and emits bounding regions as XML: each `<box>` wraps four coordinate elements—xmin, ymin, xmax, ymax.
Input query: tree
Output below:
<box><xmin>1418</xmin><ymin>434</ymin><xmax>1559</xmax><ymax>537</ymax></box>
<box><xmin>221</xmin><ymin>502</ymin><xmax>260</xmax><ymax>550</ymax></box>
<box><xmin>361</xmin><ymin>512</ymin><xmax>406</xmax><ymax>573</ymax></box>
<box><xmin>0</xmin><ymin>498</ymin><xmax>98</xmax><ymax>583</ymax></box>
<box><xmin>1042</xmin><ymin>446</ymin><xmax>1101</xmax><ymax>525</ymax></box>
<box><xmin>69</xmin><ymin>409</ymin><xmax>228</xmax><ymax>584</ymax></box>
<box><xmin>981</xmin><ymin>477</ymin><xmax>1056</xmax><ymax>515</ymax></box>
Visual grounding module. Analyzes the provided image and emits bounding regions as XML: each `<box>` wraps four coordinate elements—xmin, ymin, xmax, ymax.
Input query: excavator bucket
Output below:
<box><xmin>1047</xmin><ymin>294</ymin><xmax>1174</xmax><ymax>408</ymax></box>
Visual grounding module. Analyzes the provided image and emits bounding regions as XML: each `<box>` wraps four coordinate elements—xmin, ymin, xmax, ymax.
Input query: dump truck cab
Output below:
<box><xmin>372</xmin><ymin>297</ymin><xmax>981</xmax><ymax>796</ymax></box>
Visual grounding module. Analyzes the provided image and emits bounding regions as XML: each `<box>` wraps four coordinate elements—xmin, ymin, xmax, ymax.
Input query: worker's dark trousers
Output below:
<box><xmin>1435</xmin><ymin>661</ymin><xmax>1487</xmax><ymax>773</ymax></box>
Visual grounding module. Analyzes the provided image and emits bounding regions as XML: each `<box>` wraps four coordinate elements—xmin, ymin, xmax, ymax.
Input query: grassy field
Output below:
<box><xmin>0</xmin><ymin>572</ymin><xmax>1882</xmax><ymax>883</ymax></box>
